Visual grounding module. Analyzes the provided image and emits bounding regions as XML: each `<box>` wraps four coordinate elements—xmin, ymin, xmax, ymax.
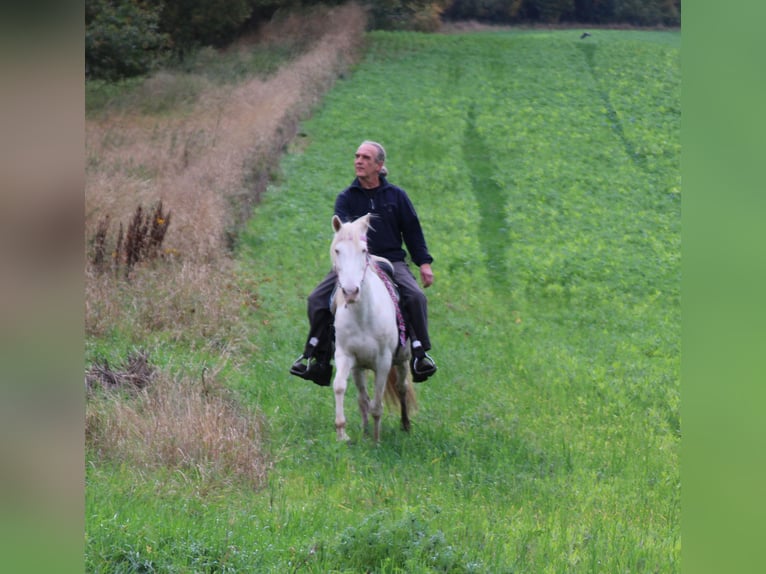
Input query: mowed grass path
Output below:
<box><xmin>88</xmin><ymin>30</ymin><xmax>680</xmax><ymax>572</ymax></box>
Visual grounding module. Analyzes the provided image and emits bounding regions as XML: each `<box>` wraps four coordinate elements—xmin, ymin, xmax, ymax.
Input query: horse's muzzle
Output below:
<box><xmin>342</xmin><ymin>286</ymin><xmax>360</xmax><ymax>303</ymax></box>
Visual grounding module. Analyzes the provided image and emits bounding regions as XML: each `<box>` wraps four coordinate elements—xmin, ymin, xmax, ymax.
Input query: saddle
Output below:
<box><xmin>372</xmin><ymin>256</ymin><xmax>395</xmax><ymax>285</ymax></box>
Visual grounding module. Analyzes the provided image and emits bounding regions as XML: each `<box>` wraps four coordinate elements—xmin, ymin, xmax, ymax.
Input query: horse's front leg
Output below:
<box><xmin>370</xmin><ymin>353</ymin><xmax>393</xmax><ymax>443</ymax></box>
<box><xmin>353</xmin><ymin>368</ymin><xmax>370</xmax><ymax>435</ymax></box>
<box><xmin>333</xmin><ymin>355</ymin><xmax>353</xmax><ymax>442</ymax></box>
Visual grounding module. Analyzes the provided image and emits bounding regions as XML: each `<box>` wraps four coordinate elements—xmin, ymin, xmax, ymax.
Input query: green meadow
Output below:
<box><xmin>86</xmin><ymin>29</ymin><xmax>680</xmax><ymax>572</ymax></box>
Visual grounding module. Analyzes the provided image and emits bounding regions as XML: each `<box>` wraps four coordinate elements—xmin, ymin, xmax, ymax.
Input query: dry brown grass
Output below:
<box><xmin>85</xmin><ymin>4</ymin><xmax>368</xmax><ymax>487</ymax></box>
<box><xmin>85</xmin><ymin>2</ymin><xmax>367</xmax><ymax>262</ymax></box>
<box><xmin>86</xmin><ymin>359</ymin><xmax>269</xmax><ymax>489</ymax></box>
<box><xmin>85</xmin><ymin>259</ymin><xmax>258</xmax><ymax>349</ymax></box>
<box><xmin>85</xmin><ymin>3</ymin><xmax>367</xmax><ymax>341</ymax></box>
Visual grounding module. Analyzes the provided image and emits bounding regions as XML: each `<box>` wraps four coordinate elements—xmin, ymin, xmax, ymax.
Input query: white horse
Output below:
<box><xmin>330</xmin><ymin>213</ymin><xmax>416</xmax><ymax>442</ymax></box>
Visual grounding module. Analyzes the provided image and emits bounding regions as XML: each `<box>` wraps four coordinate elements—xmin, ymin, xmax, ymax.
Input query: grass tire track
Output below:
<box><xmin>579</xmin><ymin>42</ymin><xmax>646</xmax><ymax>171</ymax></box>
<box><xmin>462</xmin><ymin>103</ymin><xmax>512</xmax><ymax>295</ymax></box>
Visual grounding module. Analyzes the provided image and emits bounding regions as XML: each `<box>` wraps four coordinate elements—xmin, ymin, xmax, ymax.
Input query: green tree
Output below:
<box><xmin>368</xmin><ymin>0</ymin><xmax>451</xmax><ymax>31</ymax></box>
<box><xmin>159</xmin><ymin>0</ymin><xmax>278</xmax><ymax>54</ymax></box>
<box><xmin>614</xmin><ymin>0</ymin><xmax>679</xmax><ymax>25</ymax></box>
<box><xmin>441</xmin><ymin>0</ymin><xmax>679</xmax><ymax>24</ymax></box>
<box><xmin>521</xmin><ymin>0</ymin><xmax>575</xmax><ymax>23</ymax></box>
<box><xmin>443</xmin><ymin>0</ymin><xmax>524</xmax><ymax>22</ymax></box>
<box><xmin>85</xmin><ymin>0</ymin><xmax>169</xmax><ymax>80</ymax></box>
<box><xmin>573</xmin><ymin>0</ymin><xmax>616</xmax><ymax>23</ymax></box>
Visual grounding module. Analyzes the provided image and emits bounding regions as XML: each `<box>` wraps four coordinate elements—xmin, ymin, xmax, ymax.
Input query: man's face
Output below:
<box><xmin>354</xmin><ymin>144</ymin><xmax>381</xmax><ymax>180</ymax></box>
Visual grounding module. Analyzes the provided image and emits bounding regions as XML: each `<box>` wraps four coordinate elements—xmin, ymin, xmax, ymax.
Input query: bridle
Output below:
<box><xmin>333</xmin><ymin>239</ymin><xmax>371</xmax><ymax>296</ymax></box>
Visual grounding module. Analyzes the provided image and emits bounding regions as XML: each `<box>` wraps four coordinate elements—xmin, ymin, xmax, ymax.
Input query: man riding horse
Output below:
<box><xmin>290</xmin><ymin>140</ymin><xmax>438</xmax><ymax>386</ymax></box>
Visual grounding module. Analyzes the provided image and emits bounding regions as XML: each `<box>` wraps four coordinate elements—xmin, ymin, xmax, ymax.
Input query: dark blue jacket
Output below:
<box><xmin>334</xmin><ymin>176</ymin><xmax>434</xmax><ymax>267</ymax></box>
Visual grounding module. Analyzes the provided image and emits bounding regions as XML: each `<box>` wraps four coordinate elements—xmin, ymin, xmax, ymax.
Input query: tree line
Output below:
<box><xmin>86</xmin><ymin>0</ymin><xmax>681</xmax><ymax>81</ymax></box>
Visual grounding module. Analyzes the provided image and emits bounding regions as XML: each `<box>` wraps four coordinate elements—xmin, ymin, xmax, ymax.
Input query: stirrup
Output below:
<box><xmin>411</xmin><ymin>353</ymin><xmax>437</xmax><ymax>383</ymax></box>
<box><xmin>289</xmin><ymin>354</ymin><xmax>310</xmax><ymax>376</ymax></box>
<box><xmin>289</xmin><ymin>354</ymin><xmax>332</xmax><ymax>386</ymax></box>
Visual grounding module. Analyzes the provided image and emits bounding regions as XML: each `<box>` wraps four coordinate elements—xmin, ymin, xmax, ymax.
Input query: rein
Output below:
<box><xmin>371</xmin><ymin>260</ymin><xmax>407</xmax><ymax>349</ymax></box>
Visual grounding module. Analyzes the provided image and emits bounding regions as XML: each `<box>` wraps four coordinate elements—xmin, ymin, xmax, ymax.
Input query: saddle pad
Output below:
<box><xmin>372</xmin><ymin>262</ymin><xmax>407</xmax><ymax>349</ymax></box>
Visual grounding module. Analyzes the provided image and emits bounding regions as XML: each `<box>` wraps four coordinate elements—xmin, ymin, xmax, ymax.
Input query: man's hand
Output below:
<box><xmin>419</xmin><ymin>263</ymin><xmax>434</xmax><ymax>288</ymax></box>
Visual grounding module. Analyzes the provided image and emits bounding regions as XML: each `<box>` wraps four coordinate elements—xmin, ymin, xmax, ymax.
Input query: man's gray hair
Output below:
<box><xmin>361</xmin><ymin>140</ymin><xmax>386</xmax><ymax>164</ymax></box>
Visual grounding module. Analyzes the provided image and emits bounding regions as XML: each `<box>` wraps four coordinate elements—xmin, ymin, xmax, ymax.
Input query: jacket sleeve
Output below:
<box><xmin>399</xmin><ymin>190</ymin><xmax>434</xmax><ymax>267</ymax></box>
<box><xmin>334</xmin><ymin>190</ymin><xmax>351</xmax><ymax>222</ymax></box>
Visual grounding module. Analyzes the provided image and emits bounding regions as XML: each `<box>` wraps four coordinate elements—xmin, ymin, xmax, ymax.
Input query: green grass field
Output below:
<box><xmin>86</xmin><ymin>28</ymin><xmax>680</xmax><ymax>572</ymax></box>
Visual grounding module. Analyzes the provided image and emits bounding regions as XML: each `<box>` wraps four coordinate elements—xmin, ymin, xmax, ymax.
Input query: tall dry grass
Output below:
<box><xmin>85</xmin><ymin>3</ymin><xmax>368</xmax><ymax>486</ymax></box>
<box><xmin>85</xmin><ymin>3</ymin><xmax>367</xmax><ymax>341</ymax></box>
<box><xmin>86</xmin><ymin>362</ymin><xmax>269</xmax><ymax>489</ymax></box>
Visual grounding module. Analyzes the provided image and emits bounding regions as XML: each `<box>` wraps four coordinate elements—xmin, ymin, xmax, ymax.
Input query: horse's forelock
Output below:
<box><xmin>333</xmin><ymin>218</ymin><xmax>367</xmax><ymax>246</ymax></box>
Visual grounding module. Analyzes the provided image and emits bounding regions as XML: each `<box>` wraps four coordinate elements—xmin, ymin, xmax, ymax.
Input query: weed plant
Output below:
<box><xmin>86</xmin><ymin>27</ymin><xmax>680</xmax><ymax>573</ymax></box>
<box><xmin>90</xmin><ymin>201</ymin><xmax>172</xmax><ymax>278</ymax></box>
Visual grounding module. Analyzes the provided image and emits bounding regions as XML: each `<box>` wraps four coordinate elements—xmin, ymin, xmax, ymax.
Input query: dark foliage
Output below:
<box><xmin>85</xmin><ymin>0</ymin><xmax>680</xmax><ymax>80</ymax></box>
<box><xmin>443</xmin><ymin>0</ymin><xmax>680</xmax><ymax>25</ymax></box>
<box><xmin>160</xmin><ymin>0</ymin><xmax>261</xmax><ymax>55</ymax></box>
<box><xmin>85</xmin><ymin>0</ymin><xmax>170</xmax><ymax>80</ymax></box>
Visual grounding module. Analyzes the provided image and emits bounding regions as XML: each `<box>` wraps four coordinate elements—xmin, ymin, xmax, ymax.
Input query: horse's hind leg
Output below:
<box><xmin>370</xmin><ymin>366</ymin><xmax>390</xmax><ymax>443</ymax></box>
<box><xmin>396</xmin><ymin>363</ymin><xmax>411</xmax><ymax>432</ymax></box>
<box><xmin>400</xmin><ymin>400</ymin><xmax>410</xmax><ymax>432</ymax></box>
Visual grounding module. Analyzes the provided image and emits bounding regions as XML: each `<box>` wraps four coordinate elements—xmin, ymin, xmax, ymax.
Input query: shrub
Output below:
<box><xmin>85</xmin><ymin>0</ymin><xmax>170</xmax><ymax>80</ymax></box>
<box><xmin>442</xmin><ymin>0</ymin><xmax>681</xmax><ymax>25</ymax></box>
<box><xmin>521</xmin><ymin>0</ymin><xmax>575</xmax><ymax>23</ymax></box>
<box><xmin>614</xmin><ymin>0</ymin><xmax>681</xmax><ymax>26</ymax></box>
<box><xmin>444</xmin><ymin>0</ymin><xmax>524</xmax><ymax>22</ymax></box>
<box><xmin>331</xmin><ymin>511</ymin><xmax>481</xmax><ymax>572</ymax></box>
<box><xmin>369</xmin><ymin>0</ymin><xmax>449</xmax><ymax>32</ymax></box>
<box><xmin>159</xmin><ymin>0</ymin><xmax>264</xmax><ymax>54</ymax></box>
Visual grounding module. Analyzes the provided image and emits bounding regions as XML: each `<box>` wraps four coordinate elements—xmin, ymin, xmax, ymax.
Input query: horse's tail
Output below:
<box><xmin>383</xmin><ymin>367</ymin><xmax>399</xmax><ymax>407</ymax></box>
<box><xmin>384</xmin><ymin>365</ymin><xmax>418</xmax><ymax>412</ymax></box>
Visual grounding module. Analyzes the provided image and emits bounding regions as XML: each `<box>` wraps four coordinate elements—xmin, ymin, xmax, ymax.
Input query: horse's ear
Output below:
<box><xmin>359</xmin><ymin>213</ymin><xmax>371</xmax><ymax>232</ymax></box>
<box><xmin>332</xmin><ymin>215</ymin><xmax>342</xmax><ymax>232</ymax></box>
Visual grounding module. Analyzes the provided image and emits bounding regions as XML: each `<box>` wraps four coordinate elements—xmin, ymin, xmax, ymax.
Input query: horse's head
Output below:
<box><xmin>331</xmin><ymin>214</ymin><xmax>371</xmax><ymax>304</ymax></box>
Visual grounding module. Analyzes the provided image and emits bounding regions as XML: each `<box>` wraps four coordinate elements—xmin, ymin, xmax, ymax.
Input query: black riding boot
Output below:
<box><xmin>289</xmin><ymin>325</ymin><xmax>335</xmax><ymax>387</ymax></box>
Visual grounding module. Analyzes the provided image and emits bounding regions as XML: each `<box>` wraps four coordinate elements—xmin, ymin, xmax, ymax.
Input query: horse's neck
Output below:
<box><xmin>359</xmin><ymin>271</ymin><xmax>388</xmax><ymax>316</ymax></box>
<box><xmin>337</xmin><ymin>271</ymin><xmax>393</xmax><ymax>327</ymax></box>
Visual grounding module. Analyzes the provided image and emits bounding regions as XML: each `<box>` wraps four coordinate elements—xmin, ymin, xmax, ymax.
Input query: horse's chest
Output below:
<box><xmin>335</xmin><ymin>316</ymin><xmax>389</xmax><ymax>361</ymax></box>
<box><xmin>337</xmin><ymin>327</ymin><xmax>381</xmax><ymax>354</ymax></box>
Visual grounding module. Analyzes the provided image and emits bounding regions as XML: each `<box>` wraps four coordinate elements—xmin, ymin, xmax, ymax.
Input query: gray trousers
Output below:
<box><xmin>303</xmin><ymin>260</ymin><xmax>430</xmax><ymax>360</ymax></box>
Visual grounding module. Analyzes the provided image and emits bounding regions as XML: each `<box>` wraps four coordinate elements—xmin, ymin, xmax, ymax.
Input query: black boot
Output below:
<box><xmin>289</xmin><ymin>345</ymin><xmax>332</xmax><ymax>387</ymax></box>
<box><xmin>410</xmin><ymin>345</ymin><xmax>436</xmax><ymax>383</ymax></box>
